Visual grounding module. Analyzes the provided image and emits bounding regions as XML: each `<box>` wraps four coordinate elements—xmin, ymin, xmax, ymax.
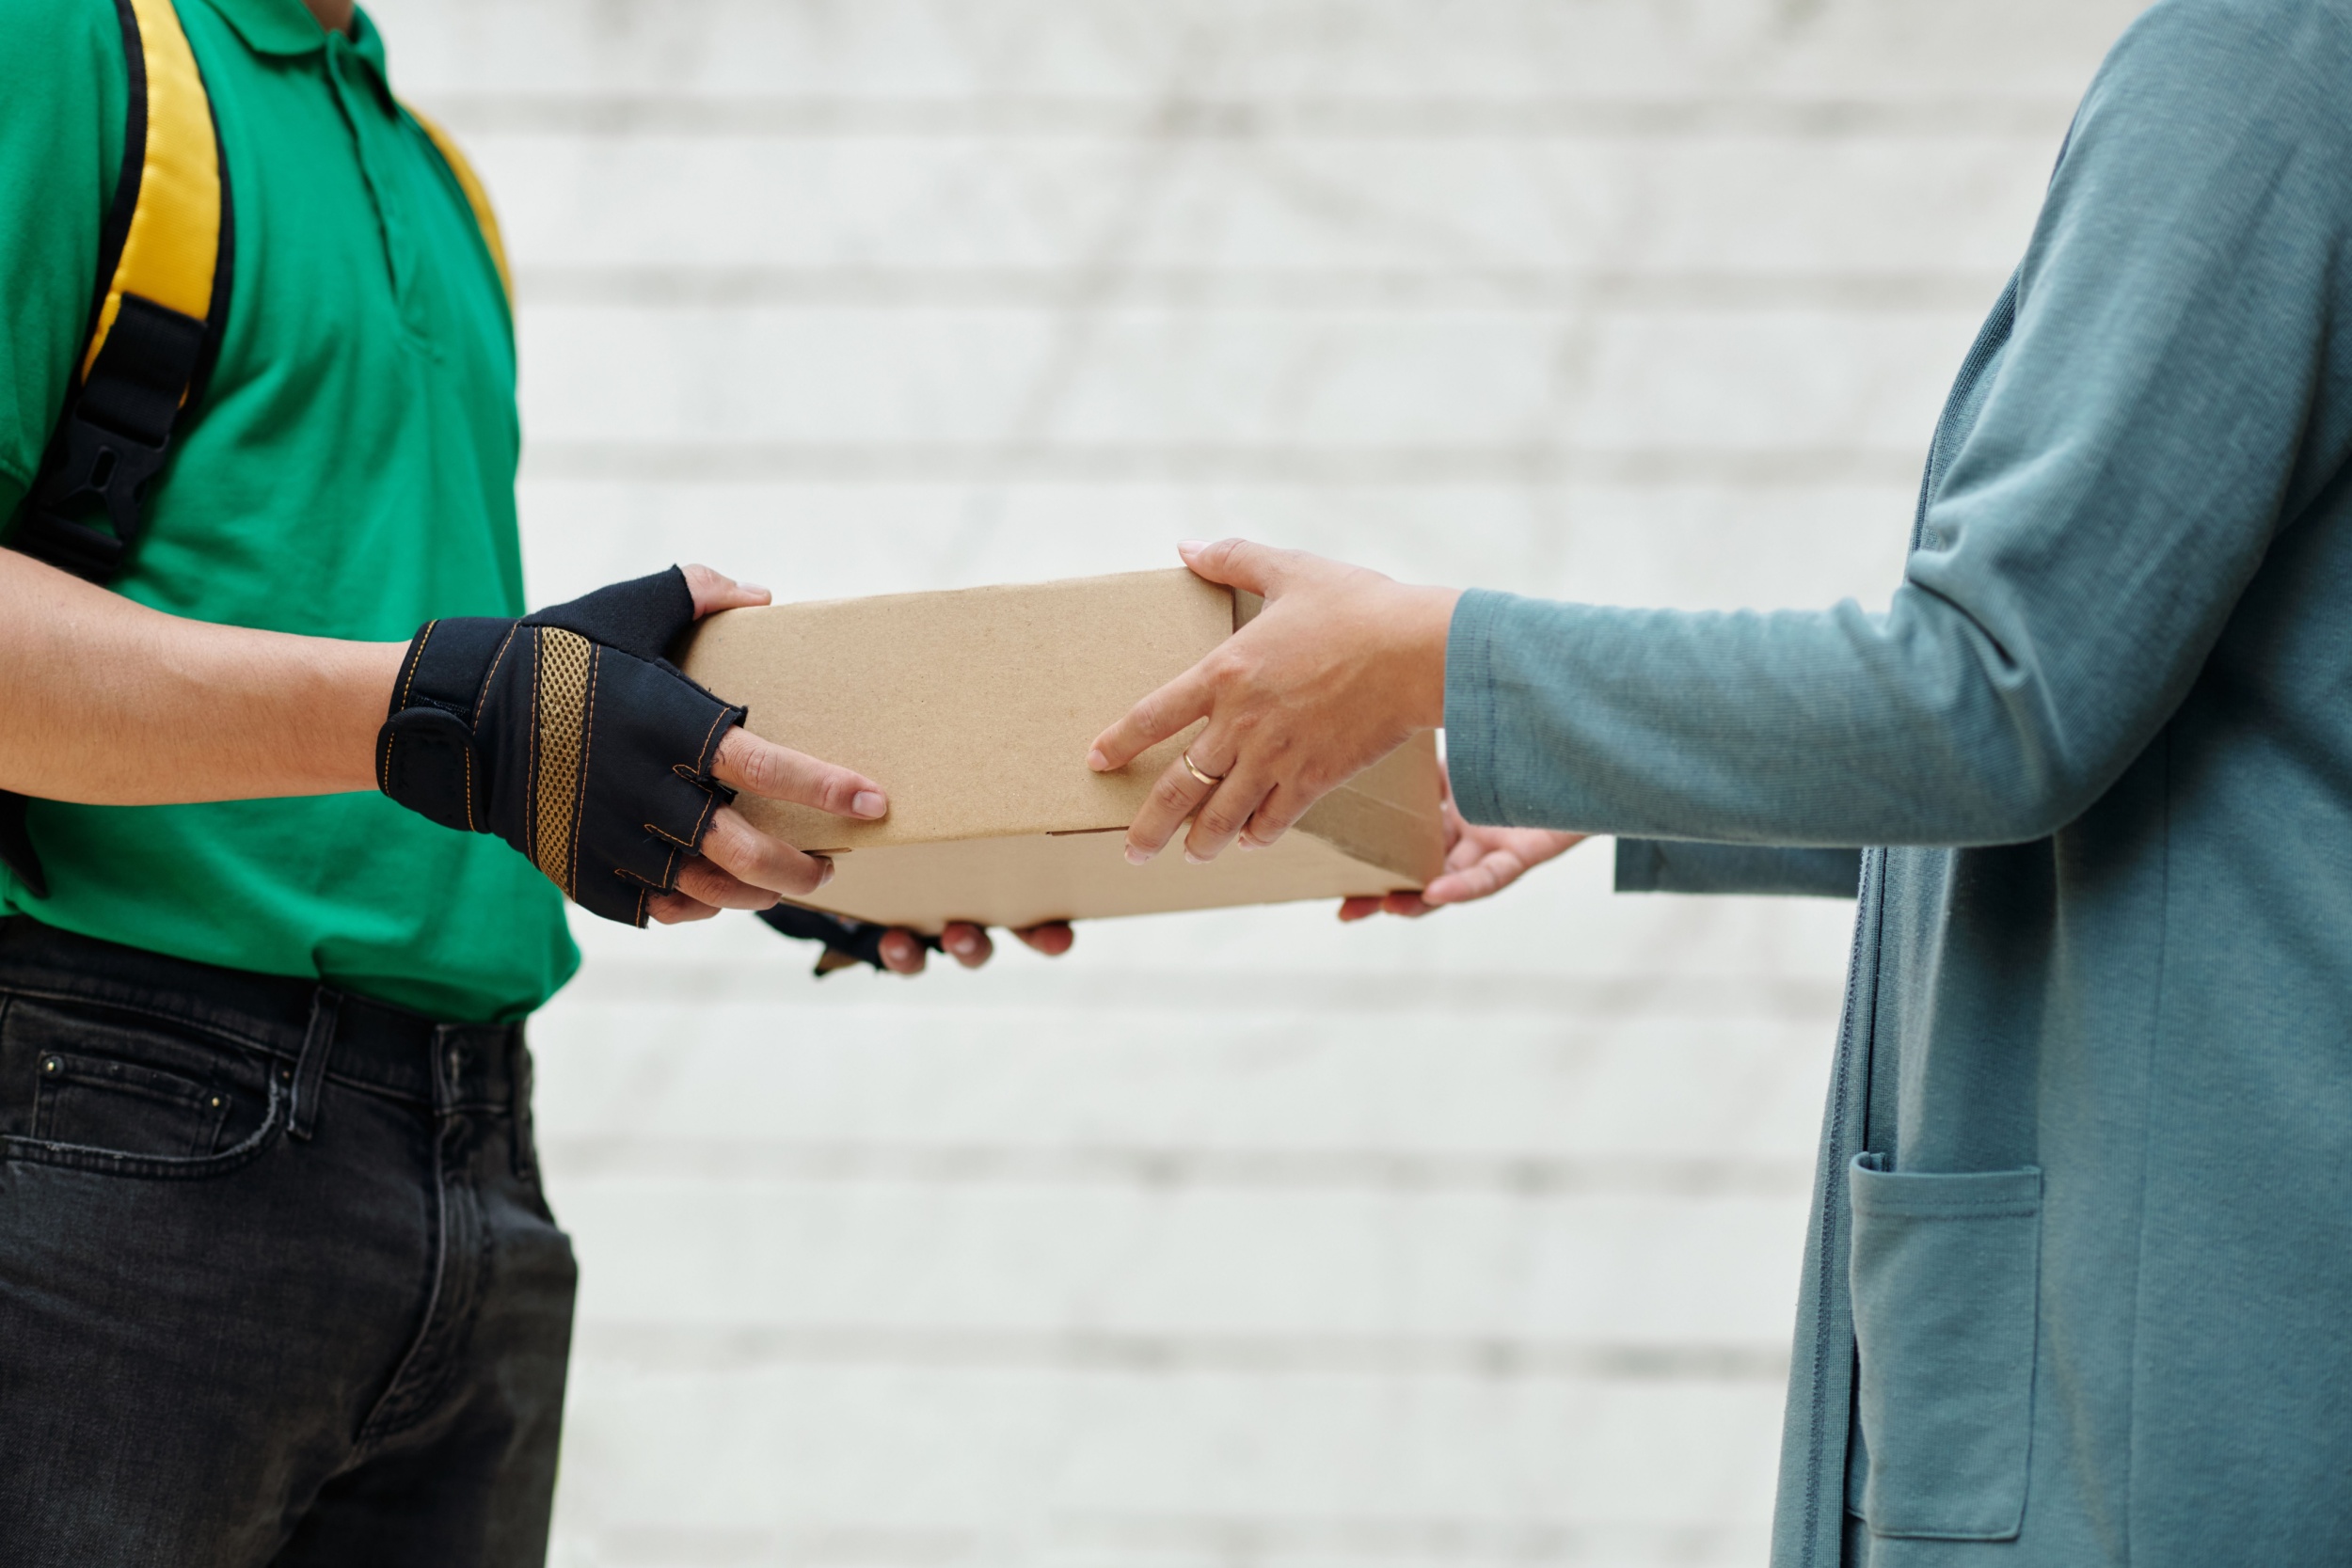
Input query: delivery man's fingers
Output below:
<box><xmin>1015</xmin><ymin>922</ymin><xmax>1075</xmax><ymax>956</ymax></box>
<box><xmin>698</xmin><ymin>805</ymin><xmax>835</xmax><ymax>897</ymax></box>
<box><xmin>941</xmin><ymin>922</ymin><xmax>993</xmax><ymax>969</ymax></box>
<box><xmin>648</xmin><ymin>891</ymin><xmax>723</xmax><ymax>925</ymax></box>
<box><xmin>713</xmin><ymin>727</ymin><xmax>888</xmax><ymax>820</ymax></box>
<box><xmin>681</xmin><ymin>563</ymin><xmax>772</xmax><ymax>618</ymax></box>
<box><xmin>673</xmin><ymin>855</ymin><xmax>785</xmax><ymax>911</ymax></box>
<box><xmin>879</xmin><ymin>929</ymin><xmax>930</xmax><ymax>974</ymax></box>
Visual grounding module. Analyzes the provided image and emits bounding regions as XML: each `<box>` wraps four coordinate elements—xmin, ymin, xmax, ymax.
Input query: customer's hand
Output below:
<box><xmin>1339</xmin><ymin>762</ymin><xmax>1585</xmax><ymax>920</ymax></box>
<box><xmin>1088</xmin><ymin>539</ymin><xmax>1458</xmax><ymax>865</ymax></box>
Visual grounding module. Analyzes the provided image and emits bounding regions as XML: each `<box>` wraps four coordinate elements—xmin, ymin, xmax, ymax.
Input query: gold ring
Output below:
<box><xmin>1182</xmin><ymin>749</ymin><xmax>1225</xmax><ymax>787</ymax></box>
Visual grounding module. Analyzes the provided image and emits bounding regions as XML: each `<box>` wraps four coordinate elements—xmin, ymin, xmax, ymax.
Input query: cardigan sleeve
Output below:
<box><xmin>1444</xmin><ymin>0</ymin><xmax>2352</xmax><ymax>849</ymax></box>
<box><xmin>1613</xmin><ymin>840</ymin><xmax>1860</xmax><ymax>898</ymax></box>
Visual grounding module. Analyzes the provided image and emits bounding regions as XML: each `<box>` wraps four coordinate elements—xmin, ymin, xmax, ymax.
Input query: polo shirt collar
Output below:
<box><xmin>198</xmin><ymin>0</ymin><xmax>396</xmax><ymax>103</ymax></box>
<box><xmin>198</xmin><ymin>0</ymin><xmax>334</xmax><ymax>56</ymax></box>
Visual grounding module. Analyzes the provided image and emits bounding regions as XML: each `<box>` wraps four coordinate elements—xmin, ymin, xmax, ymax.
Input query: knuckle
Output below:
<box><xmin>697</xmin><ymin>816</ymin><xmax>744</xmax><ymax>869</ymax></box>
<box><xmin>745</xmin><ymin>747</ymin><xmax>787</xmax><ymax>799</ymax></box>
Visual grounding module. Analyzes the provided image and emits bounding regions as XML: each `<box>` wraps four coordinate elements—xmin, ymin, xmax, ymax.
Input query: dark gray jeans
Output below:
<box><xmin>0</xmin><ymin>916</ymin><xmax>576</xmax><ymax>1566</ymax></box>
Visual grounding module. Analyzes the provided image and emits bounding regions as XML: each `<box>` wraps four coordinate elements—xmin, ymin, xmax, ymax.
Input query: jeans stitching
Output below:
<box><xmin>0</xmin><ymin>984</ymin><xmax>278</xmax><ymax>1059</ymax></box>
<box><xmin>0</xmin><ymin>1076</ymin><xmax>288</xmax><ymax>1180</ymax></box>
<box><xmin>0</xmin><ymin>983</ymin><xmax>517</xmax><ymax>1113</ymax></box>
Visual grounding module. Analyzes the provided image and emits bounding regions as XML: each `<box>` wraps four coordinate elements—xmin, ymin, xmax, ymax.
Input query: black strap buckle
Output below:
<box><xmin>13</xmin><ymin>411</ymin><xmax>171</xmax><ymax>583</ymax></box>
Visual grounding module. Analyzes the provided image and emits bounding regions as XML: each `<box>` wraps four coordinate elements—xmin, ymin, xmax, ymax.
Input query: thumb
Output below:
<box><xmin>1177</xmin><ymin>537</ymin><xmax>1287</xmax><ymax>596</ymax></box>
<box><xmin>683</xmin><ymin>562</ymin><xmax>773</xmax><ymax>619</ymax></box>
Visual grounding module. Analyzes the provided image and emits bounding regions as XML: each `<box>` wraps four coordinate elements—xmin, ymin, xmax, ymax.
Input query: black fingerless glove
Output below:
<box><xmin>377</xmin><ymin>567</ymin><xmax>744</xmax><ymax>926</ymax></box>
<box><xmin>755</xmin><ymin>903</ymin><xmax>943</xmax><ymax>975</ymax></box>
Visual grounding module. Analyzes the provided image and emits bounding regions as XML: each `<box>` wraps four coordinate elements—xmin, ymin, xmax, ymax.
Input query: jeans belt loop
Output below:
<box><xmin>508</xmin><ymin>1030</ymin><xmax>537</xmax><ymax>1183</ymax></box>
<box><xmin>289</xmin><ymin>990</ymin><xmax>341</xmax><ymax>1142</ymax></box>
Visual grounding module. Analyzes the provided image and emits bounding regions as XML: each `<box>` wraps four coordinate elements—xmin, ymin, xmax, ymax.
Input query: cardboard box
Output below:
<box><xmin>678</xmin><ymin>569</ymin><xmax>1446</xmax><ymax>933</ymax></box>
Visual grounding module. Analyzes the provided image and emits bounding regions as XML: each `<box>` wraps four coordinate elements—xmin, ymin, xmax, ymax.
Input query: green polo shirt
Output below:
<box><xmin>0</xmin><ymin>0</ymin><xmax>577</xmax><ymax>1022</ymax></box>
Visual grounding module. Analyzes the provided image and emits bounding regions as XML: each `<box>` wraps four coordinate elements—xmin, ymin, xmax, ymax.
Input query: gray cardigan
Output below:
<box><xmin>1443</xmin><ymin>3</ymin><xmax>2352</xmax><ymax>1564</ymax></box>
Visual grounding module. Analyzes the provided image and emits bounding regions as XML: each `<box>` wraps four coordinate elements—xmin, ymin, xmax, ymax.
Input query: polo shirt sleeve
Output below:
<box><xmin>0</xmin><ymin>0</ymin><xmax>125</xmax><ymax>525</ymax></box>
<box><xmin>1444</xmin><ymin>0</ymin><xmax>2352</xmax><ymax>849</ymax></box>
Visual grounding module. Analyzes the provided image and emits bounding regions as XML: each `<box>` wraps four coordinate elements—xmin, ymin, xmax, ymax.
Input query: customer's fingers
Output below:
<box><xmin>697</xmin><ymin>805</ymin><xmax>834</xmax><ymax>897</ymax></box>
<box><xmin>1182</xmin><ymin>764</ymin><xmax>1276</xmax><ymax>863</ymax></box>
<box><xmin>1170</xmin><ymin>536</ymin><xmax>1297</xmax><ymax>598</ymax></box>
<box><xmin>1237</xmin><ymin>779</ymin><xmax>1313</xmax><ymax>851</ymax></box>
<box><xmin>1120</xmin><ymin>735</ymin><xmax>1232</xmax><ymax>863</ymax></box>
<box><xmin>1338</xmin><ymin>892</ymin><xmax>1433</xmax><ymax>923</ymax></box>
<box><xmin>942</xmin><ymin>923</ymin><xmax>993</xmax><ymax>969</ymax></box>
<box><xmin>648</xmin><ymin>890</ymin><xmax>722</xmax><ymax>924</ymax></box>
<box><xmin>682</xmin><ymin>563</ymin><xmax>772</xmax><ymax>618</ymax></box>
<box><xmin>1422</xmin><ymin>848</ymin><xmax>1531</xmax><ymax>907</ymax></box>
<box><xmin>1083</xmin><ymin>535</ymin><xmax>1297</xmax><ymax>778</ymax></box>
<box><xmin>1015</xmin><ymin>922</ymin><xmax>1075</xmax><ymax>956</ymax></box>
<box><xmin>1087</xmin><ymin>665</ymin><xmax>1213</xmax><ymax>777</ymax></box>
<box><xmin>713</xmin><ymin>727</ymin><xmax>888</xmax><ymax>820</ymax></box>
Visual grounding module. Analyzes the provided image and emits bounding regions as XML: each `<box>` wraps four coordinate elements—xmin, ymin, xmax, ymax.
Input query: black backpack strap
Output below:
<box><xmin>13</xmin><ymin>0</ymin><xmax>232</xmax><ymax>587</ymax></box>
<box><xmin>2</xmin><ymin>0</ymin><xmax>231</xmax><ymax>900</ymax></box>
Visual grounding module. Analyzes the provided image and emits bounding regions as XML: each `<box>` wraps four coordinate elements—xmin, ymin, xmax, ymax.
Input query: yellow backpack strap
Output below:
<box><xmin>1</xmin><ymin>0</ymin><xmax>230</xmax><ymax>900</ymax></box>
<box><xmin>406</xmin><ymin>106</ymin><xmax>513</xmax><ymax>308</ymax></box>
<box><xmin>12</xmin><ymin>0</ymin><xmax>230</xmax><ymax>586</ymax></box>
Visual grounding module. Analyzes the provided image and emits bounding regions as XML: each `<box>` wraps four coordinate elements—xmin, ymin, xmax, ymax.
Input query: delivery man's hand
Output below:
<box><xmin>665</xmin><ymin>569</ymin><xmax>1075</xmax><ymax>970</ymax></box>
<box><xmin>870</xmin><ymin>920</ymin><xmax>1075</xmax><ymax>974</ymax></box>
<box><xmin>377</xmin><ymin>562</ymin><xmax>903</xmax><ymax>928</ymax></box>
<box><xmin>1336</xmin><ymin>760</ymin><xmax>1584</xmax><ymax>921</ymax></box>
<box><xmin>640</xmin><ymin>566</ymin><xmax>881</xmax><ymax>926</ymax></box>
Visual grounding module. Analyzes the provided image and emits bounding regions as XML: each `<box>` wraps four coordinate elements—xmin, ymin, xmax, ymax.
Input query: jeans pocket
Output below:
<box><xmin>0</xmin><ymin>995</ymin><xmax>283</xmax><ymax>1179</ymax></box>
<box><xmin>1849</xmin><ymin>1154</ymin><xmax>2042</xmax><ymax>1542</ymax></box>
<box><xmin>33</xmin><ymin>1050</ymin><xmax>230</xmax><ymax>1156</ymax></box>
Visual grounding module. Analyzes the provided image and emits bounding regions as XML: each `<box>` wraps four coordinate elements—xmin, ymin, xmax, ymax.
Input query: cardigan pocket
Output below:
<box><xmin>1849</xmin><ymin>1155</ymin><xmax>2042</xmax><ymax>1541</ymax></box>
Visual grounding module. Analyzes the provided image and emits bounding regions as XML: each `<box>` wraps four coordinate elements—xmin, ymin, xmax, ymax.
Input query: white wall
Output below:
<box><xmin>373</xmin><ymin>3</ymin><xmax>2148</xmax><ymax>1563</ymax></box>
